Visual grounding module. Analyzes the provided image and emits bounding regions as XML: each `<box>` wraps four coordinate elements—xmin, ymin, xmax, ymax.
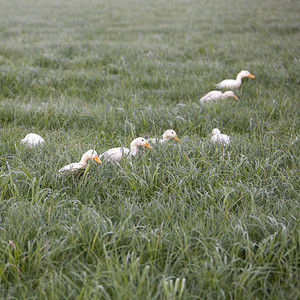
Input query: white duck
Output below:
<box><xmin>58</xmin><ymin>149</ymin><xmax>102</xmax><ymax>175</ymax></box>
<box><xmin>211</xmin><ymin>128</ymin><xmax>230</xmax><ymax>145</ymax></box>
<box><xmin>147</xmin><ymin>129</ymin><xmax>180</xmax><ymax>144</ymax></box>
<box><xmin>200</xmin><ymin>91</ymin><xmax>238</xmax><ymax>103</ymax></box>
<box><xmin>216</xmin><ymin>70</ymin><xmax>255</xmax><ymax>89</ymax></box>
<box><xmin>21</xmin><ymin>133</ymin><xmax>45</xmax><ymax>147</ymax></box>
<box><xmin>100</xmin><ymin>137</ymin><xmax>151</xmax><ymax>162</ymax></box>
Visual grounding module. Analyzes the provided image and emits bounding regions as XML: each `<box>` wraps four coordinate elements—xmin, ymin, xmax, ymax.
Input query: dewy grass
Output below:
<box><xmin>0</xmin><ymin>0</ymin><xmax>299</xmax><ymax>298</ymax></box>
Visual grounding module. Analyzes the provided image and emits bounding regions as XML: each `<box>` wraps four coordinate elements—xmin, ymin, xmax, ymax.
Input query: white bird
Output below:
<box><xmin>211</xmin><ymin>128</ymin><xmax>230</xmax><ymax>145</ymax></box>
<box><xmin>200</xmin><ymin>91</ymin><xmax>238</xmax><ymax>103</ymax></box>
<box><xmin>100</xmin><ymin>137</ymin><xmax>151</xmax><ymax>162</ymax></box>
<box><xmin>216</xmin><ymin>70</ymin><xmax>255</xmax><ymax>89</ymax></box>
<box><xmin>58</xmin><ymin>149</ymin><xmax>102</xmax><ymax>175</ymax></box>
<box><xmin>147</xmin><ymin>129</ymin><xmax>180</xmax><ymax>144</ymax></box>
<box><xmin>21</xmin><ymin>133</ymin><xmax>45</xmax><ymax>147</ymax></box>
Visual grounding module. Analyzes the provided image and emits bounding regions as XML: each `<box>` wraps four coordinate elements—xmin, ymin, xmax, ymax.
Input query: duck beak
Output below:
<box><xmin>93</xmin><ymin>155</ymin><xmax>102</xmax><ymax>164</ymax></box>
<box><xmin>233</xmin><ymin>95</ymin><xmax>239</xmax><ymax>100</ymax></box>
<box><xmin>173</xmin><ymin>136</ymin><xmax>180</xmax><ymax>142</ymax></box>
<box><xmin>144</xmin><ymin>142</ymin><xmax>152</xmax><ymax>149</ymax></box>
<box><xmin>249</xmin><ymin>73</ymin><xmax>255</xmax><ymax>78</ymax></box>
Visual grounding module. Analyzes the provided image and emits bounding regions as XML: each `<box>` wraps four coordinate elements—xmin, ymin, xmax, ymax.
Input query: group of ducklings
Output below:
<box><xmin>21</xmin><ymin>130</ymin><xmax>180</xmax><ymax>175</ymax></box>
<box><xmin>20</xmin><ymin>70</ymin><xmax>255</xmax><ymax>175</ymax></box>
<box><xmin>200</xmin><ymin>69</ymin><xmax>255</xmax><ymax>143</ymax></box>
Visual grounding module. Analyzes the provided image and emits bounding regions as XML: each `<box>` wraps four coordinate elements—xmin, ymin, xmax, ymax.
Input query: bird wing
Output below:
<box><xmin>22</xmin><ymin>134</ymin><xmax>44</xmax><ymax>146</ymax></box>
<box><xmin>211</xmin><ymin>134</ymin><xmax>230</xmax><ymax>144</ymax></box>
<box><xmin>100</xmin><ymin>147</ymin><xmax>130</xmax><ymax>162</ymax></box>
<box><xmin>200</xmin><ymin>91</ymin><xmax>222</xmax><ymax>102</ymax></box>
<box><xmin>216</xmin><ymin>79</ymin><xmax>235</xmax><ymax>89</ymax></box>
<box><xmin>58</xmin><ymin>163</ymin><xmax>84</xmax><ymax>174</ymax></box>
<box><xmin>220</xmin><ymin>134</ymin><xmax>230</xmax><ymax>144</ymax></box>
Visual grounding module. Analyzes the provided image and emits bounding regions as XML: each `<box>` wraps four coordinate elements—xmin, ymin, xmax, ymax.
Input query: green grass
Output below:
<box><xmin>0</xmin><ymin>0</ymin><xmax>299</xmax><ymax>298</ymax></box>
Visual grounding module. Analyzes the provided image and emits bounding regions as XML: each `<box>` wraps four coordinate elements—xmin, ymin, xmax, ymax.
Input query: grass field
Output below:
<box><xmin>0</xmin><ymin>0</ymin><xmax>299</xmax><ymax>298</ymax></box>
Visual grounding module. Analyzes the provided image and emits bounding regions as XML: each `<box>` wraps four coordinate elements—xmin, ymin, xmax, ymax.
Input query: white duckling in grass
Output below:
<box><xmin>100</xmin><ymin>137</ymin><xmax>151</xmax><ymax>162</ymax></box>
<box><xmin>216</xmin><ymin>70</ymin><xmax>255</xmax><ymax>89</ymax></box>
<box><xmin>211</xmin><ymin>128</ymin><xmax>230</xmax><ymax>145</ymax></box>
<box><xmin>147</xmin><ymin>129</ymin><xmax>180</xmax><ymax>144</ymax></box>
<box><xmin>200</xmin><ymin>91</ymin><xmax>238</xmax><ymax>103</ymax></box>
<box><xmin>58</xmin><ymin>149</ymin><xmax>102</xmax><ymax>175</ymax></box>
<box><xmin>21</xmin><ymin>133</ymin><xmax>45</xmax><ymax>147</ymax></box>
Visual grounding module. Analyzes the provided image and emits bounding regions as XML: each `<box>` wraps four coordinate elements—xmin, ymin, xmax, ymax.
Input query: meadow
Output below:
<box><xmin>0</xmin><ymin>0</ymin><xmax>299</xmax><ymax>298</ymax></box>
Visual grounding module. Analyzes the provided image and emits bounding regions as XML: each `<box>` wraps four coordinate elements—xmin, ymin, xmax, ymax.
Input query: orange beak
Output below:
<box><xmin>249</xmin><ymin>73</ymin><xmax>255</xmax><ymax>79</ymax></box>
<box><xmin>93</xmin><ymin>155</ymin><xmax>102</xmax><ymax>164</ymax></box>
<box><xmin>233</xmin><ymin>94</ymin><xmax>239</xmax><ymax>100</ymax></box>
<box><xmin>144</xmin><ymin>142</ymin><xmax>152</xmax><ymax>149</ymax></box>
<box><xmin>173</xmin><ymin>136</ymin><xmax>180</xmax><ymax>142</ymax></box>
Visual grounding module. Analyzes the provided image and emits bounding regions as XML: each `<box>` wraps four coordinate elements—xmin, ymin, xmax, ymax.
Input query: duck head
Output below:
<box><xmin>130</xmin><ymin>137</ymin><xmax>152</xmax><ymax>149</ymax></box>
<box><xmin>212</xmin><ymin>128</ymin><xmax>221</xmax><ymax>136</ymax></box>
<box><xmin>162</xmin><ymin>129</ymin><xmax>180</xmax><ymax>141</ymax></box>
<box><xmin>223</xmin><ymin>91</ymin><xmax>239</xmax><ymax>100</ymax></box>
<box><xmin>239</xmin><ymin>70</ymin><xmax>255</xmax><ymax>79</ymax></box>
<box><xmin>81</xmin><ymin>149</ymin><xmax>102</xmax><ymax>164</ymax></box>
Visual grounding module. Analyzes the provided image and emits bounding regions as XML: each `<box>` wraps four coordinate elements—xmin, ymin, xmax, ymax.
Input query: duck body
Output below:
<box><xmin>58</xmin><ymin>149</ymin><xmax>101</xmax><ymax>175</ymax></box>
<box><xmin>216</xmin><ymin>70</ymin><xmax>255</xmax><ymax>89</ymax></box>
<box><xmin>21</xmin><ymin>133</ymin><xmax>45</xmax><ymax>147</ymax></box>
<box><xmin>100</xmin><ymin>146</ymin><xmax>130</xmax><ymax>162</ymax></box>
<box><xmin>200</xmin><ymin>91</ymin><xmax>238</xmax><ymax>102</ymax></box>
<box><xmin>58</xmin><ymin>162</ymin><xmax>87</xmax><ymax>174</ymax></box>
<box><xmin>100</xmin><ymin>137</ymin><xmax>151</xmax><ymax>162</ymax></box>
<box><xmin>211</xmin><ymin>128</ymin><xmax>230</xmax><ymax>145</ymax></box>
<box><xmin>147</xmin><ymin>129</ymin><xmax>180</xmax><ymax>145</ymax></box>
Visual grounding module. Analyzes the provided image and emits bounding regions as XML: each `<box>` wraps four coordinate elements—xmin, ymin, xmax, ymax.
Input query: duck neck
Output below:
<box><xmin>130</xmin><ymin>145</ymin><xmax>139</xmax><ymax>156</ymax></box>
<box><xmin>236</xmin><ymin>73</ymin><xmax>244</xmax><ymax>84</ymax></box>
<box><xmin>79</xmin><ymin>156</ymin><xmax>88</xmax><ymax>166</ymax></box>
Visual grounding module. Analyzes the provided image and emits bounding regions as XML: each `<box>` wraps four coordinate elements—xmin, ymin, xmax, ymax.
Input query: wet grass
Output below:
<box><xmin>0</xmin><ymin>0</ymin><xmax>299</xmax><ymax>298</ymax></box>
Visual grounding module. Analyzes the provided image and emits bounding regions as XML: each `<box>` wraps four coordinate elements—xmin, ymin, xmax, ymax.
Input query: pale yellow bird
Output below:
<box><xmin>58</xmin><ymin>150</ymin><xmax>101</xmax><ymax>175</ymax></box>
<box><xmin>200</xmin><ymin>91</ymin><xmax>238</xmax><ymax>103</ymax></box>
<box><xmin>21</xmin><ymin>133</ymin><xmax>45</xmax><ymax>147</ymax></box>
<box><xmin>216</xmin><ymin>70</ymin><xmax>255</xmax><ymax>89</ymax></box>
<box><xmin>211</xmin><ymin>128</ymin><xmax>230</xmax><ymax>145</ymax></box>
<box><xmin>147</xmin><ymin>129</ymin><xmax>180</xmax><ymax>144</ymax></box>
<box><xmin>100</xmin><ymin>137</ymin><xmax>151</xmax><ymax>162</ymax></box>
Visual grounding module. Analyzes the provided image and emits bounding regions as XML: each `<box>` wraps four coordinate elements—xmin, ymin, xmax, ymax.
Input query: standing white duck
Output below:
<box><xmin>147</xmin><ymin>129</ymin><xmax>180</xmax><ymax>144</ymax></box>
<box><xmin>100</xmin><ymin>137</ymin><xmax>151</xmax><ymax>162</ymax></box>
<box><xmin>200</xmin><ymin>91</ymin><xmax>238</xmax><ymax>103</ymax></box>
<box><xmin>211</xmin><ymin>128</ymin><xmax>230</xmax><ymax>145</ymax></box>
<box><xmin>21</xmin><ymin>133</ymin><xmax>45</xmax><ymax>147</ymax></box>
<box><xmin>216</xmin><ymin>70</ymin><xmax>255</xmax><ymax>89</ymax></box>
<box><xmin>58</xmin><ymin>149</ymin><xmax>102</xmax><ymax>175</ymax></box>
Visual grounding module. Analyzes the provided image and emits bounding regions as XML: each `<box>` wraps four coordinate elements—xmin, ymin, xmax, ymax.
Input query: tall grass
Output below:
<box><xmin>0</xmin><ymin>0</ymin><xmax>299</xmax><ymax>298</ymax></box>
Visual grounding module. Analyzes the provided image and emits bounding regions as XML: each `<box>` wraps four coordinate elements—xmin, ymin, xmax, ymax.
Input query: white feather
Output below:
<box><xmin>200</xmin><ymin>91</ymin><xmax>238</xmax><ymax>102</ymax></box>
<box><xmin>21</xmin><ymin>133</ymin><xmax>45</xmax><ymax>147</ymax></box>
<box><xmin>100</xmin><ymin>137</ymin><xmax>151</xmax><ymax>162</ymax></box>
<box><xmin>58</xmin><ymin>150</ymin><xmax>101</xmax><ymax>175</ymax></box>
<box><xmin>147</xmin><ymin>129</ymin><xmax>180</xmax><ymax>145</ymax></box>
<box><xmin>216</xmin><ymin>70</ymin><xmax>255</xmax><ymax>89</ymax></box>
<box><xmin>211</xmin><ymin>128</ymin><xmax>230</xmax><ymax>145</ymax></box>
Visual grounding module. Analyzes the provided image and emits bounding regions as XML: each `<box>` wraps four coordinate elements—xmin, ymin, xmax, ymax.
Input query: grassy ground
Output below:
<box><xmin>0</xmin><ymin>0</ymin><xmax>299</xmax><ymax>298</ymax></box>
